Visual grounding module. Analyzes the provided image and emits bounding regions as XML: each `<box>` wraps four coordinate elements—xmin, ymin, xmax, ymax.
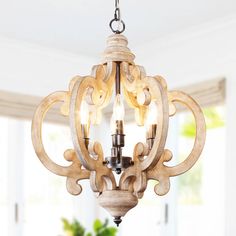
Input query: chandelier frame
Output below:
<box><xmin>31</xmin><ymin>34</ymin><xmax>206</xmax><ymax>226</ymax></box>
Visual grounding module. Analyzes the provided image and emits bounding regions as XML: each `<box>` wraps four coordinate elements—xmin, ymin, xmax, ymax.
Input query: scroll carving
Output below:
<box><xmin>31</xmin><ymin>33</ymin><xmax>206</xmax><ymax>224</ymax></box>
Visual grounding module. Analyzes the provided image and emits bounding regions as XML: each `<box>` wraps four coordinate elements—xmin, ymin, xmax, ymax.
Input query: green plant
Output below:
<box><xmin>62</xmin><ymin>218</ymin><xmax>117</xmax><ymax>236</ymax></box>
<box><xmin>93</xmin><ymin>219</ymin><xmax>117</xmax><ymax>236</ymax></box>
<box><xmin>62</xmin><ymin>218</ymin><xmax>86</xmax><ymax>236</ymax></box>
<box><xmin>181</xmin><ymin>107</ymin><xmax>225</xmax><ymax>138</ymax></box>
<box><xmin>177</xmin><ymin>106</ymin><xmax>225</xmax><ymax>205</ymax></box>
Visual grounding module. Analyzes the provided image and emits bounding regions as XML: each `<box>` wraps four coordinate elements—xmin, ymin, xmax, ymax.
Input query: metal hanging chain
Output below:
<box><xmin>109</xmin><ymin>0</ymin><xmax>125</xmax><ymax>34</ymax></box>
<box><xmin>115</xmin><ymin>0</ymin><xmax>119</xmax><ymax>9</ymax></box>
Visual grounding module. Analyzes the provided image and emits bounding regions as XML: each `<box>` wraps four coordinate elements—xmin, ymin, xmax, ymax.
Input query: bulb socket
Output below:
<box><xmin>84</xmin><ymin>138</ymin><xmax>90</xmax><ymax>149</ymax></box>
<box><xmin>105</xmin><ymin>155</ymin><xmax>133</xmax><ymax>174</ymax></box>
<box><xmin>81</xmin><ymin>124</ymin><xmax>90</xmax><ymax>138</ymax></box>
<box><xmin>146</xmin><ymin>124</ymin><xmax>157</xmax><ymax>139</ymax></box>
<box><xmin>113</xmin><ymin>120</ymin><xmax>124</xmax><ymax>135</ymax></box>
<box><xmin>146</xmin><ymin>124</ymin><xmax>157</xmax><ymax>149</ymax></box>
<box><xmin>146</xmin><ymin>138</ymin><xmax>155</xmax><ymax>150</ymax></box>
<box><xmin>112</xmin><ymin>134</ymin><xmax>125</xmax><ymax>147</ymax></box>
<box><xmin>81</xmin><ymin>124</ymin><xmax>90</xmax><ymax>149</ymax></box>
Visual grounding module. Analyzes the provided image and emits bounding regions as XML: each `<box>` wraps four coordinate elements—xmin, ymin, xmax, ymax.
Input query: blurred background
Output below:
<box><xmin>0</xmin><ymin>0</ymin><xmax>235</xmax><ymax>235</ymax></box>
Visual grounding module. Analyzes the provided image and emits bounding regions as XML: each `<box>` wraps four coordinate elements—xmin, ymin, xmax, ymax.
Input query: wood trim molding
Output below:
<box><xmin>0</xmin><ymin>90</ymin><xmax>67</xmax><ymax>124</ymax></box>
<box><xmin>176</xmin><ymin>78</ymin><xmax>225</xmax><ymax>111</ymax></box>
<box><xmin>0</xmin><ymin>77</ymin><xmax>225</xmax><ymax>123</ymax></box>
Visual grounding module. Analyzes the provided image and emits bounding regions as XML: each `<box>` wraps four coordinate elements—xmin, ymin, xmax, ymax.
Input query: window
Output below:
<box><xmin>176</xmin><ymin>106</ymin><xmax>225</xmax><ymax>236</ymax></box>
<box><xmin>120</xmin><ymin>122</ymin><xmax>163</xmax><ymax>236</ymax></box>
<box><xmin>0</xmin><ymin>117</ymin><xmax>9</xmax><ymax>236</ymax></box>
<box><xmin>97</xmin><ymin>103</ymin><xmax>226</xmax><ymax>236</ymax></box>
<box><xmin>0</xmin><ymin>79</ymin><xmax>226</xmax><ymax>236</ymax></box>
<box><xmin>0</xmin><ymin>117</ymin><xmax>81</xmax><ymax>236</ymax></box>
<box><xmin>23</xmin><ymin>121</ymin><xmax>75</xmax><ymax>236</ymax></box>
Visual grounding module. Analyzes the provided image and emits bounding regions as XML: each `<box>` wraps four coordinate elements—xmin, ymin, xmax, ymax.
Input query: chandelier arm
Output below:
<box><xmin>139</xmin><ymin>76</ymin><xmax>169</xmax><ymax>171</ymax></box>
<box><xmin>121</xmin><ymin>64</ymin><xmax>146</xmax><ymax>94</ymax></box>
<box><xmin>32</xmin><ymin>91</ymin><xmax>77</xmax><ymax>176</ymax></box>
<box><xmin>87</xmin><ymin>64</ymin><xmax>115</xmax><ymax>108</ymax></box>
<box><xmin>122</xmin><ymin>63</ymin><xmax>147</xmax><ymax>83</ymax></box>
<box><xmin>102</xmin><ymin>62</ymin><xmax>115</xmax><ymax>83</ymax></box>
<box><xmin>64</xmin><ymin>149</ymin><xmax>90</xmax><ymax>195</ymax></box>
<box><xmin>69</xmin><ymin>75</ymin><xmax>117</xmax><ymax>192</ymax></box>
<box><xmin>165</xmin><ymin>91</ymin><xmax>206</xmax><ymax>176</ymax></box>
<box><xmin>146</xmin><ymin>91</ymin><xmax>206</xmax><ymax>196</ymax></box>
<box><xmin>119</xmin><ymin>166</ymin><xmax>147</xmax><ymax>197</ymax></box>
<box><xmin>146</xmin><ymin>149</ymin><xmax>173</xmax><ymax>196</ymax></box>
<box><xmin>31</xmin><ymin>91</ymin><xmax>90</xmax><ymax>195</ymax></box>
<box><xmin>69</xmin><ymin>65</ymin><xmax>115</xmax><ymax>162</ymax></box>
<box><xmin>70</xmin><ymin>78</ymin><xmax>101</xmax><ymax>170</ymax></box>
<box><xmin>69</xmin><ymin>71</ymin><xmax>115</xmax><ymax>168</ymax></box>
<box><xmin>87</xmin><ymin>64</ymin><xmax>115</xmax><ymax>125</ymax></box>
<box><xmin>98</xmin><ymin>63</ymin><xmax>116</xmax><ymax>109</ymax></box>
<box><xmin>119</xmin><ymin>76</ymin><xmax>169</xmax><ymax>195</ymax></box>
<box><xmin>119</xmin><ymin>142</ymin><xmax>148</xmax><ymax>191</ymax></box>
<box><xmin>89</xmin><ymin>142</ymin><xmax>117</xmax><ymax>192</ymax></box>
<box><xmin>121</xmin><ymin>65</ymin><xmax>149</xmax><ymax>126</ymax></box>
<box><xmin>90</xmin><ymin>169</ymin><xmax>117</xmax><ymax>193</ymax></box>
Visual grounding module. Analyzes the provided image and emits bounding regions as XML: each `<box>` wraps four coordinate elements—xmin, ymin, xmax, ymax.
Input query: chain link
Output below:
<box><xmin>109</xmin><ymin>0</ymin><xmax>125</xmax><ymax>34</ymax></box>
<box><xmin>115</xmin><ymin>0</ymin><xmax>120</xmax><ymax>9</ymax></box>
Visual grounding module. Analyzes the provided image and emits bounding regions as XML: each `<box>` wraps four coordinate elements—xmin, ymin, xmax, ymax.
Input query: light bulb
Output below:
<box><xmin>145</xmin><ymin>101</ymin><xmax>158</xmax><ymax>146</ymax></box>
<box><xmin>113</xmin><ymin>94</ymin><xmax>125</xmax><ymax>121</ymax></box>
<box><xmin>110</xmin><ymin>114</ymin><xmax>116</xmax><ymax>134</ymax></box>
<box><xmin>145</xmin><ymin>101</ymin><xmax>158</xmax><ymax>127</ymax></box>
<box><xmin>80</xmin><ymin>100</ymin><xmax>90</xmax><ymax>125</ymax></box>
<box><xmin>110</xmin><ymin>94</ymin><xmax>125</xmax><ymax>134</ymax></box>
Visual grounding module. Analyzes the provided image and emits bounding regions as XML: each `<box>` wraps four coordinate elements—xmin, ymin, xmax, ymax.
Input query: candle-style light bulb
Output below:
<box><xmin>110</xmin><ymin>94</ymin><xmax>125</xmax><ymax>134</ymax></box>
<box><xmin>145</xmin><ymin>101</ymin><xmax>158</xmax><ymax>148</ymax></box>
<box><xmin>113</xmin><ymin>94</ymin><xmax>125</xmax><ymax>121</ymax></box>
<box><xmin>80</xmin><ymin>100</ymin><xmax>90</xmax><ymax>148</ymax></box>
<box><xmin>80</xmin><ymin>100</ymin><xmax>90</xmax><ymax>125</ymax></box>
<box><xmin>145</xmin><ymin>101</ymin><xmax>158</xmax><ymax>127</ymax></box>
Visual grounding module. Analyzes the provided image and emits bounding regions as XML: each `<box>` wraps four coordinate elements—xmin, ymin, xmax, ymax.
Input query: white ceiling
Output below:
<box><xmin>0</xmin><ymin>0</ymin><xmax>236</xmax><ymax>57</ymax></box>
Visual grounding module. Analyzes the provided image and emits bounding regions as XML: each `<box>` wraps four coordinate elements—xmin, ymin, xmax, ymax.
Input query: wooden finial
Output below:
<box><xmin>101</xmin><ymin>34</ymin><xmax>135</xmax><ymax>64</ymax></box>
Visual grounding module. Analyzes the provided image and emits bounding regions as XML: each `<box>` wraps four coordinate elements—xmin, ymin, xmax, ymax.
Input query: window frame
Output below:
<box><xmin>0</xmin><ymin>78</ymin><xmax>226</xmax><ymax>236</ymax></box>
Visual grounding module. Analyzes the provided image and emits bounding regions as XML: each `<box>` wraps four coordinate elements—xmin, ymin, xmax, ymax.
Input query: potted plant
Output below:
<box><xmin>62</xmin><ymin>218</ymin><xmax>117</xmax><ymax>236</ymax></box>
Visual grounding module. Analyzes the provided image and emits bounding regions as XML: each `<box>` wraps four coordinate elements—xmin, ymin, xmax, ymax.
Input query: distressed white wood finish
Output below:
<box><xmin>98</xmin><ymin>190</ymin><xmax>138</xmax><ymax>219</ymax></box>
<box><xmin>69</xmin><ymin>65</ymin><xmax>116</xmax><ymax>193</ymax></box>
<box><xmin>31</xmin><ymin>90</ymin><xmax>90</xmax><ymax>195</ymax></box>
<box><xmin>146</xmin><ymin>91</ymin><xmax>206</xmax><ymax>196</ymax></box>
<box><xmin>102</xmin><ymin>34</ymin><xmax>135</xmax><ymax>64</ymax></box>
<box><xmin>31</xmin><ymin>33</ymin><xmax>206</xmax><ymax>221</ymax></box>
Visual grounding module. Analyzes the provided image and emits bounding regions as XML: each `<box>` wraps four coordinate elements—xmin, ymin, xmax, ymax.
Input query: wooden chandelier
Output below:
<box><xmin>31</xmin><ymin>33</ymin><xmax>206</xmax><ymax>226</ymax></box>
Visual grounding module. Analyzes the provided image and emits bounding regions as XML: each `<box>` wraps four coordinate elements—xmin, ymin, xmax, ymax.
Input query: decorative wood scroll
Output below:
<box><xmin>31</xmin><ymin>90</ymin><xmax>90</xmax><ymax>195</ymax></box>
<box><xmin>31</xmin><ymin>34</ymin><xmax>206</xmax><ymax>222</ymax></box>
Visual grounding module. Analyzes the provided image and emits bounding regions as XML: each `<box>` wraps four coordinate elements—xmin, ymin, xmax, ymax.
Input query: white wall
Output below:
<box><xmin>0</xmin><ymin>37</ymin><xmax>97</xmax><ymax>97</ymax></box>
<box><xmin>1</xmin><ymin>15</ymin><xmax>235</xmax><ymax>95</ymax></box>
<box><xmin>134</xmin><ymin>15</ymin><xmax>236</xmax><ymax>87</ymax></box>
